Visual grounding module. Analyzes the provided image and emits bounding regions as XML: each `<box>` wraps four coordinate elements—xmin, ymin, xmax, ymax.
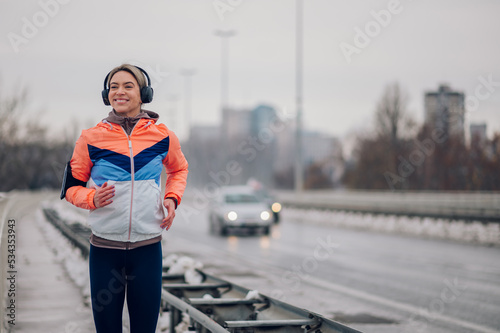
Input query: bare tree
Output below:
<box><xmin>343</xmin><ymin>81</ymin><xmax>500</xmax><ymax>191</ymax></box>
<box><xmin>0</xmin><ymin>83</ymin><xmax>27</xmax><ymax>144</ymax></box>
<box><xmin>0</xmin><ymin>80</ymin><xmax>73</xmax><ymax>191</ymax></box>
<box><xmin>343</xmin><ymin>82</ymin><xmax>416</xmax><ymax>190</ymax></box>
<box><xmin>375</xmin><ymin>82</ymin><xmax>415</xmax><ymax>143</ymax></box>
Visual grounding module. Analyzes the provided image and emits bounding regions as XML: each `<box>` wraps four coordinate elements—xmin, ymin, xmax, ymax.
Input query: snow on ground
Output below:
<box><xmin>164</xmin><ymin>255</ymin><xmax>204</xmax><ymax>284</ymax></box>
<box><xmin>283</xmin><ymin>208</ymin><xmax>500</xmax><ymax>246</ymax></box>
<box><xmin>36</xmin><ymin>206</ymin><xmax>91</xmax><ymax>305</ymax></box>
<box><xmin>45</xmin><ymin>199</ymin><xmax>89</xmax><ymax>225</ymax></box>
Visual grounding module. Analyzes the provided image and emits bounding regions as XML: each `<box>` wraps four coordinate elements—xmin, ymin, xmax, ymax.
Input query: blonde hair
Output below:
<box><xmin>107</xmin><ymin>64</ymin><xmax>147</xmax><ymax>90</ymax></box>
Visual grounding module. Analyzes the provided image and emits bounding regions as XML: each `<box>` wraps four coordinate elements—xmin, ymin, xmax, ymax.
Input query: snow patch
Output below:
<box><xmin>283</xmin><ymin>208</ymin><xmax>500</xmax><ymax>246</ymax></box>
<box><xmin>174</xmin><ymin>313</ymin><xmax>191</xmax><ymax>333</ymax></box>
<box><xmin>35</xmin><ymin>208</ymin><xmax>91</xmax><ymax>304</ymax></box>
<box><xmin>166</xmin><ymin>256</ymin><xmax>204</xmax><ymax>284</ymax></box>
<box><xmin>245</xmin><ymin>290</ymin><xmax>261</xmax><ymax>300</ymax></box>
<box><xmin>157</xmin><ymin>313</ymin><xmax>171</xmax><ymax>332</ymax></box>
<box><xmin>41</xmin><ymin>199</ymin><xmax>89</xmax><ymax>230</ymax></box>
<box><xmin>163</xmin><ymin>254</ymin><xmax>179</xmax><ymax>267</ymax></box>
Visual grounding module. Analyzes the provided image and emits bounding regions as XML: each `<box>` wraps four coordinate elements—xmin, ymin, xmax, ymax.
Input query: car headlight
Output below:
<box><xmin>271</xmin><ymin>202</ymin><xmax>282</xmax><ymax>213</ymax></box>
<box><xmin>260</xmin><ymin>211</ymin><xmax>271</xmax><ymax>221</ymax></box>
<box><xmin>227</xmin><ymin>211</ymin><xmax>238</xmax><ymax>221</ymax></box>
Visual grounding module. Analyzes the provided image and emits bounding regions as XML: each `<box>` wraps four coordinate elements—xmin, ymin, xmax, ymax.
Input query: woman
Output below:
<box><xmin>61</xmin><ymin>64</ymin><xmax>188</xmax><ymax>332</ymax></box>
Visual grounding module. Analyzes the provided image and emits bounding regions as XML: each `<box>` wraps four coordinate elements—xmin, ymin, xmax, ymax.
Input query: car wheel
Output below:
<box><xmin>217</xmin><ymin>218</ymin><xmax>228</xmax><ymax>236</ymax></box>
<box><xmin>220</xmin><ymin>225</ymin><xmax>228</xmax><ymax>236</ymax></box>
<box><xmin>263</xmin><ymin>226</ymin><xmax>270</xmax><ymax>235</ymax></box>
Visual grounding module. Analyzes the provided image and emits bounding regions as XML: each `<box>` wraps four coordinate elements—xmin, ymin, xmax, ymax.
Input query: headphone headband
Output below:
<box><xmin>101</xmin><ymin>65</ymin><xmax>154</xmax><ymax>105</ymax></box>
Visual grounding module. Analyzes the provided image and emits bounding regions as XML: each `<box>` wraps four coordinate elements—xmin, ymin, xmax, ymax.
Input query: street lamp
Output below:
<box><xmin>214</xmin><ymin>29</ymin><xmax>236</xmax><ymax>113</ymax></box>
<box><xmin>294</xmin><ymin>0</ymin><xmax>304</xmax><ymax>192</ymax></box>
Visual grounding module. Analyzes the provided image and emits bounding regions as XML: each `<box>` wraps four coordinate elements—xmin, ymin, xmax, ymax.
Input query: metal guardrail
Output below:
<box><xmin>276</xmin><ymin>190</ymin><xmax>500</xmax><ymax>222</ymax></box>
<box><xmin>162</xmin><ymin>270</ymin><xmax>362</xmax><ymax>333</ymax></box>
<box><xmin>42</xmin><ymin>208</ymin><xmax>91</xmax><ymax>258</ymax></box>
<box><xmin>42</xmin><ymin>207</ymin><xmax>362</xmax><ymax>333</ymax></box>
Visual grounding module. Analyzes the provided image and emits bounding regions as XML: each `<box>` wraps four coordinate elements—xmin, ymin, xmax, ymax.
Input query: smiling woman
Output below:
<box><xmin>61</xmin><ymin>64</ymin><xmax>189</xmax><ymax>333</ymax></box>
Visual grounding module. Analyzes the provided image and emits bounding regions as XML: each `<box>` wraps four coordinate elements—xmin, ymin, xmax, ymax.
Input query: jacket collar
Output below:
<box><xmin>100</xmin><ymin>109</ymin><xmax>159</xmax><ymax>133</ymax></box>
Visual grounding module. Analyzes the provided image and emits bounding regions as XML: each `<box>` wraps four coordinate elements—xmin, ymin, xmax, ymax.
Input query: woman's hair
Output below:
<box><xmin>106</xmin><ymin>64</ymin><xmax>147</xmax><ymax>90</ymax></box>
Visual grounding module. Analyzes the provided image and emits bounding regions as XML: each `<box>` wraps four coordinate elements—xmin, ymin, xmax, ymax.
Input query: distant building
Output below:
<box><xmin>247</xmin><ymin>105</ymin><xmax>280</xmax><ymax>186</ymax></box>
<box><xmin>274</xmin><ymin>117</ymin><xmax>295</xmax><ymax>172</ymax></box>
<box><xmin>187</xmin><ymin>103</ymin><xmax>343</xmax><ymax>189</ymax></box>
<box><xmin>302</xmin><ymin>131</ymin><xmax>339</xmax><ymax>165</ymax></box>
<box><xmin>189</xmin><ymin>124</ymin><xmax>220</xmax><ymax>142</ymax></box>
<box><xmin>424</xmin><ymin>84</ymin><xmax>465</xmax><ymax>140</ymax></box>
<box><xmin>250</xmin><ymin>105</ymin><xmax>277</xmax><ymax>136</ymax></box>
<box><xmin>218</xmin><ymin>105</ymin><xmax>281</xmax><ymax>186</ymax></box>
<box><xmin>222</xmin><ymin>107</ymin><xmax>252</xmax><ymax>140</ymax></box>
<box><xmin>470</xmin><ymin>123</ymin><xmax>487</xmax><ymax>146</ymax></box>
<box><xmin>273</xmin><ymin>122</ymin><xmax>343</xmax><ymax>187</ymax></box>
<box><xmin>302</xmin><ymin>131</ymin><xmax>344</xmax><ymax>185</ymax></box>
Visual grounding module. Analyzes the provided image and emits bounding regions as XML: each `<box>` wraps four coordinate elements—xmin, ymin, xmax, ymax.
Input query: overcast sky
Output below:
<box><xmin>1</xmin><ymin>0</ymin><xmax>499</xmax><ymax>143</ymax></box>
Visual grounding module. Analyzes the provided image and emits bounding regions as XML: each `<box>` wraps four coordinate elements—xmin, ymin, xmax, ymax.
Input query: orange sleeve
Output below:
<box><xmin>163</xmin><ymin>129</ymin><xmax>189</xmax><ymax>206</ymax></box>
<box><xmin>65</xmin><ymin>131</ymin><xmax>96</xmax><ymax>210</ymax></box>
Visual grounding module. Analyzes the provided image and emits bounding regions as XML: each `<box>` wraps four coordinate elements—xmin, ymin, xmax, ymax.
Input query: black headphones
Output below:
<box><xmin>101</xmin><ymin>66</ymin><xmax>154</xmax><ymax>105</ymax></box>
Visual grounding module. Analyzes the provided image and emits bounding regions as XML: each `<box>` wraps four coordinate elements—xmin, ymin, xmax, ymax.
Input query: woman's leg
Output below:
<box><xmin>126</xmin><ymin>242</ymin><xmax>163</xmax><ymax>333</ymax></box>
<box><xmin>89</xmin><ymin>245</ymin><xmax>127</xmax><ymax>333</ymax></box>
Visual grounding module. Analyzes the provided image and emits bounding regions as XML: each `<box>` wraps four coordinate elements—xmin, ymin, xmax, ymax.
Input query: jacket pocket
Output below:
<box><xmin>132</xmin><ymin>179</ymin><xmax>164</xmax><ymax>235</ymax></box>
<box><xmin>88</xmin><ymin>181</ymin><xmax>130</xmax><ymax>235</ymax></box>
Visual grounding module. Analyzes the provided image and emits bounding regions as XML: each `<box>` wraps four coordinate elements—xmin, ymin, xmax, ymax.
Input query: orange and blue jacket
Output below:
<box><xmin>65</xmin><ymin>117</ymin><xmax>188</xmax><ymax>242</ymax></box>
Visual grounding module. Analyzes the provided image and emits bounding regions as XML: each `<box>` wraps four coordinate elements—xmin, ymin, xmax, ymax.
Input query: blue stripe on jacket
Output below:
<box><xmin>88</xmin><ymin>137</ymin><xmax>170</xmax><ymax>186</ymax></box>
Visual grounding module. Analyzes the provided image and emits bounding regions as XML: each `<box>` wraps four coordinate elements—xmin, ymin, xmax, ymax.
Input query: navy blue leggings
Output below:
<box><xmin>89</xmin><ymin>242</ymin><xmax>162</xmax><ymax>333</ymax></box>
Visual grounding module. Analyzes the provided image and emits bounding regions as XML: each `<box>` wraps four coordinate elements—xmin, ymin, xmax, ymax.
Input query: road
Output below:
<box><xmin>167</xmin><ymin>199</ymin><xmax>500</xmax><ymax>333</ymax></box>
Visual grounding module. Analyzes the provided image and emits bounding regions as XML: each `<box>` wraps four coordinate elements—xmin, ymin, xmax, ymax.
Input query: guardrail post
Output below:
<box><xmin>169</xmin><ymin>304</ymin><xmax>182</xmax><ymax>333</ymax></box>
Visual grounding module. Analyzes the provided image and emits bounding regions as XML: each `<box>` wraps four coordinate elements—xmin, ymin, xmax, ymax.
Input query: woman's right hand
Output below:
<box><xmin>93</xmin><ymin>182</ymin><xmax>115</xmax><ymax>208</ymax></box>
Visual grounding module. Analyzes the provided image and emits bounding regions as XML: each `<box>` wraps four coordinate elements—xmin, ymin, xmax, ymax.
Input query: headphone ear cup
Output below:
<box><xmin>102</xmin><ymin>89</ymin><xmax>110</xmax><ymax>105</ymax></box>
<box><xmin>141</xmin><ymin>86</ymin><xmax>154</xmax><ymax>104</ymax></box>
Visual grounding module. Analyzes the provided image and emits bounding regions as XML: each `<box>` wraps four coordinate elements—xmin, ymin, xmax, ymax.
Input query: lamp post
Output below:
<box><xmin>294</xmin><ymin>0</ymin><xmax>304</xmax><ymax>192</ymax></box>
<box><xmin>214</xmin><ymin>29</ymin><xmax>236</xmax><ymax>113</ymax></box>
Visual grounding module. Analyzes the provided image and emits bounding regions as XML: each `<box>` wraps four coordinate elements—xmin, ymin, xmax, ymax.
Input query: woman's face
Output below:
<box><xmin>108</xmin><ymin>70</ymin><xmax>142</xmax><ymax>117</ymax></box>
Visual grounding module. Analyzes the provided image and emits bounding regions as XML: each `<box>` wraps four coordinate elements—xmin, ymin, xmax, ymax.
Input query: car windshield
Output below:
<box><xmin>224</xmin><ymin>193</ymin><xmax>260</xmax><ymax>204</ymax></box>
<box><xmin>254</xmin><ymin>189</ymin><xmax>271</xmax><ymax>200</ymax></box>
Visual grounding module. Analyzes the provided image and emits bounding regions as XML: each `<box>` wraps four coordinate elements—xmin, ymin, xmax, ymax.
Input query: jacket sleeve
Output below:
<box><xmin>163</xmin><ymin>129</ymin><xmax>189</xmax><ymax>206</ymax></box>
<box><xmin>65</xmin><ymin>131</ymin><xmax>97</xmax><ymax>210</ymax></box>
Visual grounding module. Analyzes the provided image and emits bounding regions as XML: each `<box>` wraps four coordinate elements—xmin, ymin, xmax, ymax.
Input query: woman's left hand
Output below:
<box><xmin>161</xmin><ymin>198</ymin><xmax>176</xmax><ymax>230</ymax></box>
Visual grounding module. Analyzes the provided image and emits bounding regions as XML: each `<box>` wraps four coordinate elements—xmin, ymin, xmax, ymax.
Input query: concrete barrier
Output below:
<box><xmin>275</xmin><ymin>190</ymin><xmax>500</xmax><ymax>222</ymax></box>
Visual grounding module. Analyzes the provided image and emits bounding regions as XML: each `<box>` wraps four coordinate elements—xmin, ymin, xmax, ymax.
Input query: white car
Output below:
<box><xmin>208</xmin><ymin>186</ymin><xmax>273</xmax><ymax>236</ymax></box>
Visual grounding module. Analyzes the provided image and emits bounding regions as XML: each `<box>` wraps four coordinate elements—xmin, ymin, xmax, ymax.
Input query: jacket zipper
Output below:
<box><xmin>121</xmin><ymin>126</ymin><xmax>136</xmax><ymax>241</ymax></box>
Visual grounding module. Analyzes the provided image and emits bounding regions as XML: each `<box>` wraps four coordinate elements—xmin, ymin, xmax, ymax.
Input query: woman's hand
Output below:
<box><xmin>93</xmin><ymin>182</ymin><xmax>115</xmax><ymax>208</ymax></box>
<box><xmin>161</xmin><ymin>198</ymin><xmax>176</xmax><ymax>230</ymax></box>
